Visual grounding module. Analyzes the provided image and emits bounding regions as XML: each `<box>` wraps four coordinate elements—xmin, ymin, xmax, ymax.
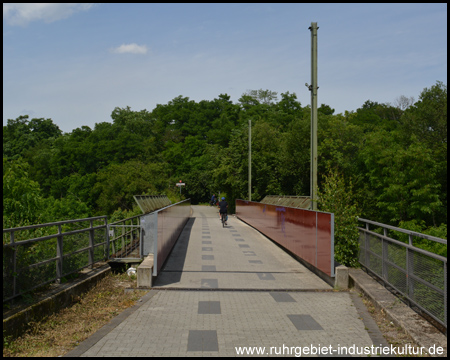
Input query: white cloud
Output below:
<box><xmin>110</xmin><ymin>43</ymin><xmax>148</xmax><ymax>55</ymax></box>
<box><xmin>3</xmin><ymin>3</ymin><xmax>94</xmax><ymax>26</ymax></box>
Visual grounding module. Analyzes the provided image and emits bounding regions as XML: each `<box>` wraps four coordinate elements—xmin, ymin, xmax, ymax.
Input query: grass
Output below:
<box><xmin>360</xmin><ymin>294</ymin><xmax>431</xmax><ymax>357</ymax></box>
<box><xmin>3</xmin><ymin>272</ymin><xmax>148</xmax><ymax>357</ymax></box>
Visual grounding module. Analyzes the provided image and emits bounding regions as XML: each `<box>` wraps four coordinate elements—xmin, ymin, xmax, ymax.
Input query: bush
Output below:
<box><xmin>318</xmin><ymin>168</ymin><xmax>360</xmax><ymax>267</ymax></box>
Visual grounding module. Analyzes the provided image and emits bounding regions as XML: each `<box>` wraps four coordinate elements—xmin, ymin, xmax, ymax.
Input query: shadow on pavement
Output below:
<box><xmin>153</xmin><ymin>217</ymin><xmax>195</xmax><ymax>286</ymax></box>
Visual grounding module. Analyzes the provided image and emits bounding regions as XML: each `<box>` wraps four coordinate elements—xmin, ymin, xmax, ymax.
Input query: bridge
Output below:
<box><xmin>3</xmin><ymin>201</ymin><xmax>447</xmax><ymax>356</ymax></box>
<box><xmin>66</xmin><ymin>205</ymin><xmax>379</xmax><ymax>356</ymax></box>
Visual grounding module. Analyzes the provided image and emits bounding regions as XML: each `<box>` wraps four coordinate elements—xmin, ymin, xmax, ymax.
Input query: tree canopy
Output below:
<box><xmin>3</xmin><ymin>83</ymin><xmax>447</xmax><ymax>242</ymax></box>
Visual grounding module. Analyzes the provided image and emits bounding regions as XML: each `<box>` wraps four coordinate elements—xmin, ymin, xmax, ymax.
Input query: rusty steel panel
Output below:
<box><xmin>155</xmin><ymin>199</ymin><xmax>191</xmax><ymax>274</ymax></box>
<box><xmin>236</xmin><ymin>200</ymin><xmax>334</xmax><ymax>277</ymax></box>
<box><xmin>316</xmin><ymin>211</ymin><xmax>333</xmax><ymax>276</ymax></box>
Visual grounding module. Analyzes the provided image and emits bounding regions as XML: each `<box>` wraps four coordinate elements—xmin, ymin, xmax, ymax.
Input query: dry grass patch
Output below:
<box><xmin>3</xmin><ymin>272</ymin><xmax>148</xmax><ymax>357</ymax></box>
<box><xmin>360</xmin><ymin>295</ymin><xmax>431</xmax><ymax>357</ymax></box>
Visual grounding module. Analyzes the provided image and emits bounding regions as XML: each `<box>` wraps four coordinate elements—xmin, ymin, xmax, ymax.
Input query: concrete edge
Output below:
<box><xmin>3</xmin><ymin>265</ymin><xmax>111</xmax><ymax>340</ymax></box>
<box><xmin>63</xmin><ymin>289</ymin><xmax>159</xmax><ymax>357</ymax></box>
<box><xmin>349</xmin><ymin>268</ymin><xmax>447</xmax><ymax>357</ymax></box>
<box><xmin>349</xmin><ymin>291</ymin><xmax>390</xmax><ymax>356</ymax></box>
<box><xmin>137</xmin><ymin>254</ymin><xmax>154</xmax><ymax>288</ymax></box>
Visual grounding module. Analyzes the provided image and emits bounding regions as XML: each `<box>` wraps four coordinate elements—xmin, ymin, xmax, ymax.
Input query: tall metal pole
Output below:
<box><xmin>309</xmin><ymin>22</ymin><xmax>318</xmax><ymax>210</ymax></box>
<box><xmin>248</xmin><ymin>119</ymin><xmax>252</xmax><ymax>201</ymax></box>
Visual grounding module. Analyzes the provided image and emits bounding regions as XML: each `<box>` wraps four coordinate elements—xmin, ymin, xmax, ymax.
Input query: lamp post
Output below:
<box><xmin>308</xmin><ymin>22</ymin><xmax>319</xmax><ymax>210</ymax></box>
<box><xmin>248</xmin><ymin>119</ymin><xmax>252</xmax><ymax>201</ymax></box>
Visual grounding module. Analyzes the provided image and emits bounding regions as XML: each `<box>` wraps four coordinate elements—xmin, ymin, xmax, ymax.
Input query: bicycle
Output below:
<box><xmin>221</xmin><ymin>212</ymin><xmax>227</xmax><ymax>227</ymax></box>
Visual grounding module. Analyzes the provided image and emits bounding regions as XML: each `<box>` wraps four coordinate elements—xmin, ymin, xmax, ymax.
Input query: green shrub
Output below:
<box><xmin>318</xmin><ymin>168</ymin><xmax>360</xmax><ymax>267</ymax></box>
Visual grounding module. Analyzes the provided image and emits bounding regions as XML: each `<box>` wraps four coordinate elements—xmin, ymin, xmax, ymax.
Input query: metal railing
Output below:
<box><xmin>260</xmin><ymin>195</ymin><xmax>311</xmax><ymax>209</ymax></box>
<box><xmin>133</xmin><ymin>195</ymin><xmax>172</xmax><ymax>214</ymax></box>
<box><xmin>358</xmin><ymin>218</ymin><xmax>447</xmax><ymax>331</ymax></box>
<box><xmin>108</xmin><ymin>215</ymin><xmax>142</xmax><ymax>261</ymax></box>
<box><xmin>3</xmin><ymin>216</ymin><xmax>108</xmax><ymax>302</ymax></box>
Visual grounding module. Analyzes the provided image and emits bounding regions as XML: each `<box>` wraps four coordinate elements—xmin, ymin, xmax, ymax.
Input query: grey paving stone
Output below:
<box><xmin>201</xmin><ymin>279</ymin><xmax>218</xmax><ymax>288</ymax></box>
<box><xmin>270</xmin><ymin>292</ymin><xmax>296</xmax><ymax>302</ymax></box>
<box><xmin>257</xmin><ymin>272</ymin><xmax>276</xmax><ymax>280</ymax></box>
<box><xmin>198</xmin><ymin>301</ymin><xmax>221</xmax><ymax>314</ymax></box>
<box><xmin>287</xmin><ymin>314</ymin><xmax>324</xmax><ymax>330</ymax></box>
<box><xmin>202</xmin><ymin>265</ymin><xmax>216</xmax><ymax>272</ymax></box>
<box><xmin>187</xmin><ymin>330</ymin><xmax>219</xmax><ymax>351</ymax></box>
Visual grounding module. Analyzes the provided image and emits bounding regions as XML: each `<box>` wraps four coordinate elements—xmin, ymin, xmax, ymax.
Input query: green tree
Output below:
<box><xmin>318</xmin><ymin>113</ymin><xmax>365</xmax><ymax>190</ymax></box>
<box><xmin>250</xmin><ymin>120</ymin><xmax>283</xmax><ymax>199</ymax></box>
<box><xmin>244</xmin><ymin>89</ymin><xmax>278</xmax><ymax>105</ymax></box>
<box><xmin>350</xmin><ymin>100</ymin><xmax>400</xmax><ymax>132</ymax></box>
<box><xmin>318</xmin><ymin>168</ymin><xmax>360</xmax><ymax>267</ymax></box>
<box><xmin>399</xmin><ymin>81</ymin><xmax>447</xmax><ymax>224</ymax></box>
<box><xmin>360</xmin><ymin>130</ymin><xmax>442</xmax><ymax>226</ymax></box>
<box><xmin>93</xmin><ymin>160</ymin><xmax>168</xmax><ymax>214</ymax></box>
<box><xmin>3</xmin><ymin>116</ymin><xmax>61</xmax><ymax>159</ymax></box>
<box><xmin>3</xmin><ymin>158</ymin><xmax>46</xmax><ymax>228</ymax></box>
<box><xmin>278</xmin><ymin>115</ymin><xmax>311</xmax><ymax>196</ymax></box>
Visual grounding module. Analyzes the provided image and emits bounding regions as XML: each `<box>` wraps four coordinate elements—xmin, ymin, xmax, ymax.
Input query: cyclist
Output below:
<box><xmin>218</xmin><ymin>197</ymin><xmax>228</xmax><ymax>225</ymax></box>
<box><xmin>210</xmin><ymin>194</ymin><xmax>216</xmax><ymax>206</ymax></box>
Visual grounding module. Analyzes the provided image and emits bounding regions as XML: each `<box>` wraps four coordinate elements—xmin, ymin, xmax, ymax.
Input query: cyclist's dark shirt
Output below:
<box><xmin>219</xmin><ymin>200</ymin><xmax>228</xmax><ymax>213</ymax></box>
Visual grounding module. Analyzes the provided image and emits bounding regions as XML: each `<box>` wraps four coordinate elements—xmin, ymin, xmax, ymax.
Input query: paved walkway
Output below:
<box><xmin>67</xmin><ymin>205</ymin><xmax>389</xmax><ymax>357</ymax></box>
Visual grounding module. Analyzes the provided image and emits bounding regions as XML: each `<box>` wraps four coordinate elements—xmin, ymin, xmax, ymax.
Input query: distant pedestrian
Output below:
<box><xmin>210</xmin><ymin>194</ymin><xmax>216</xmax><ymax>206</ymax></box>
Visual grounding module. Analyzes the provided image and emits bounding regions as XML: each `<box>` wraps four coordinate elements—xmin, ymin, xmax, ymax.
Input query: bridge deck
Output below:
<box><xmin>68</xmin><ymin>205</ymin><xmax>387</xmax><ymax>357</ymax></box>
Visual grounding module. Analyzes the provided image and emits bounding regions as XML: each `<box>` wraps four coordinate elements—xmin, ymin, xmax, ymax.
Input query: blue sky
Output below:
<box><xmin>3</xmin><ymin>3</ymin><xmax>447</xmax><ymax>133</ymax></box>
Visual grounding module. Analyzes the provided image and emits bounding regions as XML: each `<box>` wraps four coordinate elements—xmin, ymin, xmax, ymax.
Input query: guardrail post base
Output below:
<box><xmin>335</xmin><ymin>265</ymin><xmax>349</xmax><ymax>290</ymax></box>
<box><xmin>137</xmin><ymin>254</ymin><xmax>154</xmax><ymax>288</ymax></box>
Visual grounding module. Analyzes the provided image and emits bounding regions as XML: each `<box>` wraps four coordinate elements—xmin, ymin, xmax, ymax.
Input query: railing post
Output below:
<box><xmin>89</xmin><ymin>219</ymin><xmax>95</xmax><ymax>269</ymax></box>
<box><xmin>382</xmin><ymin>235</ymin><xmax>388</xmax><ymax>284</ymax></box>
<box><xmin>11</xmin><ymin>231</ymin><xmax>17</xmax><ymax>298</ymax></box>
<box><xmin>122</xmin><ymin>224</ymin><xmax>125</xmax><ymax>254</ymax></box>
<box><xmin>444</xmin><ymin>261</ymin><xmax>447</xmax><ymax>334</ymax></box>
<box><xmin>56</xmin><ymin>224</ymin><xmax>63</xmax><ymax>284</ymax></box>
<box><xmin>140</xmin><ymin>225</ymin><xmax>144</xmax><ymax>259</ymax></box>
<box><xmin>406</xmin><ymin>247</ymin><xmax>414</xmax><ymax>298</ymax></box>
<box><xmin>365</xmin><ymin>222</ymin><xmax>370</xmax><ymax>268</ymax></box>
<box><xmin>106</xmin><ymin>220</ymin><xmax>110</xmax><ymax>261</ymax></box>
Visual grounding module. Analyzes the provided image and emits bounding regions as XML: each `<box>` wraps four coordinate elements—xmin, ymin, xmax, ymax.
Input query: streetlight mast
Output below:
<box><xmin>248</xmin><ymin>119</ymin><xmax>252</xmax><ymax>201</ymax></box>
<box><xmin>308</xmin><ymin>22</ymin><xmax>319</xmax><ymax>210</ymax></box>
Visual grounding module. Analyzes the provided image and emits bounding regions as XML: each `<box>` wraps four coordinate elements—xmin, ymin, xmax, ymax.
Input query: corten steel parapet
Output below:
<box><xmin>235</xmin><ymin>199</ymin><xmax>334</xmax><ymax>278</ymax></box>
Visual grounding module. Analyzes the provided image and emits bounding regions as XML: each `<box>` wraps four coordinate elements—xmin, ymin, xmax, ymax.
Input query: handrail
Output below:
<box><xmin>358</xmin><ymin>218</ymin><xmax>447</xmax><ymax>245</ymax></box>
<box><xmin>3</xmin><ymin>216</ymin><xmax>108</xmax><ymax>233</ymax></box>
<box><xmin>3</xmin><ymin>216</ymin><xmax>108</xmax><ymax>302</ymax></box>
<box><xmin>357</xmin><ymin>218</ymin><xmax>447</xmax><ymax>331</ymax></box>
